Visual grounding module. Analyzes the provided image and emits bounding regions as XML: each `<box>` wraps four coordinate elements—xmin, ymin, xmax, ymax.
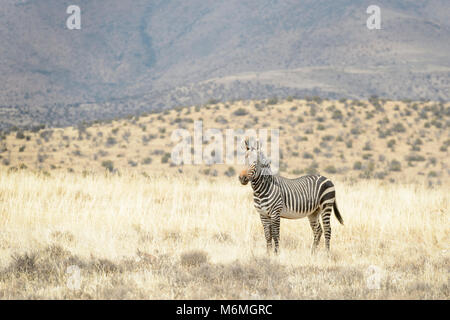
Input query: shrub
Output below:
<box><xmin>16</xmin><ymin>131</ymin><xmax>25</xmax><ymax>139</ymax></box>
<box><xmin>389</xmin><ymin>160</ymin><xmax>402</xmax><ymax>172</ymax></box>
<box><xmin>180</xmin><ymin>250</ymin><xmax>208</xmax><ymax>267</ymax></box>
<box><xmin>387</xmin><ymin>139</ymin><xmax>396</xmax><ymax>148</ymax></box>
<box><xmin>405</xmin><ymin>154</ymin><xmax>425</xmax><ymax>162</ymax></box>
<box><xmin>391</xmin><ymin>122</ymin><xmax>406</xmax><ymax>133</ymax></box>
<box><xmin>303</xmin><ymin>152</ymin><xmax>313</xmax><ymax>159</ymax></box>
<box><xmin>350</xmin><ymin>128</ymin><xmax>360</xmax><ymax>135</ymax></box>
<box><xmin>224</xmin><ymin>167</ymin><xmax>236</xmax><ymax>177</ymax></box>
<box><xmin>353</xmin><ymin>161</ymin><xmax>362</xmax><ymax>170</ymax></box>
<box><xmin>207</xmin><ymin>98</ymin><xmax>219</xmax><ymax>105</ymax></box>
<box><xmin>215</xmin><ymin>115</ymin><xmax>228</xmax><ymax>124</ymax></box>
<box><xmin>267</xmin><ymin>97</ymin><xmax>278</xmax><ymax>105</ymax></box>
<box><xmin>161</xmin><ymin>153</ymin><xmax>171</xmax><ymax>164</ymax></box>
<box><xmin>101</xmin><ymin>160</ymin><xmax>114</xmax><ymax>172</ymax></box>
<box><xmin>324</xmin><ymin>165</ymin><xmax>337</xmax><ymax>174</ymax></box>
<box><xmin>332</xmin><ymin>109</ymin><xmax>343</xmax><ymax>120</ymax></box>
<box><xmin>363</xmin><ymin>142</ymin><xmax>372</xmax><ymax>151</ymax></box>
<box><xmin>19</xmin><ymin>145</ymin><xmax>25</xmax><ymax>152</ymax></box>
<box><xmin>142</xmin><ymin>157</ymin><xmax>152</xmax><ymax>165</ymax></box>
<box><xmin>233</xmin><ymin>108</ymin><xmax>249</xmax><ymax>116</ymax></box>
<box><xmin>106</xmin><ymin>137</ymin><xmax>117</xmax><ymax>146</ymax></box>
<box><xmin>346</xmin><ymin>140</ymin><xmax>353</xmax><ymax>148</ymax></box>
<box><xmin>428</xmin><ymin>171</ymin><xmax>438</xmax><ymax>178</ymax></box>
<box><xmin>128</xmin><ymin>160</ymin><xmax>138</xmax><ymax>167</ymax></box>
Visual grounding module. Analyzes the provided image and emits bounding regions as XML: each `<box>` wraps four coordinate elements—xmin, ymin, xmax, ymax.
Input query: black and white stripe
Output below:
<box><xmin>239</xmin><ymin>142</ymin><xmax>344</xmax><ymax>254</ymax></box>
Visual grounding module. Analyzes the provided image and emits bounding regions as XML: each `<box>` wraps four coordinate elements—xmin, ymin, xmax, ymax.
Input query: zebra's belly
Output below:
<box><xmin>280</xmin><ymin>207</ymin><xmax>310</xmax><ymax>219</ymax></box>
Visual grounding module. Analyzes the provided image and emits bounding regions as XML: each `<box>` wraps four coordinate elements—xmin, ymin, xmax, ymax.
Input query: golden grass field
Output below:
<box><xmin>0</xmin><ymin>168</ymin><xmax>448</xmax><ymax>299</ymax></box>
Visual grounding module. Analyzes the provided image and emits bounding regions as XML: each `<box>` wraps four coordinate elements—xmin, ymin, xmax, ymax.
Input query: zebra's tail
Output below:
<box><xmin>333</xmin><ymin>200</ymin><xmax>344</xmax><ymax>225</ymax></box>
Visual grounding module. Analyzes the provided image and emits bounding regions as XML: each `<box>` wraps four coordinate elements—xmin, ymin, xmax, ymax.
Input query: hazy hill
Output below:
<box><xmin>0</xmin><ymin>1</ymin><xmax>449</xmax><ymax>128</ymax></box>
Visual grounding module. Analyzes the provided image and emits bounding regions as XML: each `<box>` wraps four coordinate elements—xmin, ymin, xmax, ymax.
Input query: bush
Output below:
<box><xmin>428</xmin><ymin>171</ymin><xmax>438</xmax><ymax>178</ymax></box>
<box><xmin>128</xmin><ymin>160</ymin><xmax>138</xmax><ymax>167</ymax></box>
<box><xmin>332</xmin><ymin>109</ymin><xmax>343</xmax><ymax>120</ymax></box>
<box><xmin>363</xmin><ymin>142</ymin><xmax>372</xmax><ymax>151</ymax></box>
<box><xmin>233</xmin><ymin>108</ymin><xmax>249</xmax><ymax>116</ymax></box>
<box><xmin>321</xmin><ymin>135</ymin><xmax>334</xmax><ymax>142</ymax></box>
<box><xmin>346</xmin><ymin>140</ymin><xmax>353</xmax><ymax>148</ymax></box>
<box><xmin>303</xmin><ymin>152</ymin><xmax>313</xmax><ymax>159</ymax></box>
<box><xmin>391</xmin><ymin>123</ymin><xmax>406</xmax><ymax>133</ymax></box>
<box><xmin>324</xmin><ymin>165</ymin><xmax>337</xmax><ymax>174</ymax></box>
<box><xmin>106</xmin><ymin>137</ymin><xmax>117</xmax><ymax>146</ymax></box>
<box><xmin>101</xmin><ymin>160</ymin><xmax>114</xmax><ymax>172</ymax></box>
<box><xmin>387</xmin><ymin>139</ymin><xmax>396</xmax><ymax>148</ymax></box>
<box><xmin>161</xmin><ymin>153</ymin><xmax>171</xmax><ymax>164</ymax></box>
<box><xmin>353</xmin><ymin>161</ymin><xmax>362</xmax><ymax>170</ymax></box>
<box><xmin>405</xmin><ymin>154</ymin><xmax>425</xmax><ymax>162</ymax></box>
<box><xmin>389</xmin><ymin>160</ymin><xmax>402</xmax><ymax>172</ymax></box>
<box><xmin>180</xmin><ymin>250</ymin><xmax>208</xmax><ymax>267</ymax></box>
<box><xmin>215</xmin><ymin>115</ymin><xmax>228</xmax><ymax>124</ymax></box>
<box><xmin>16</xmin><ymin>131</ymin><xmax>25</xmax><ymax>139</ymax></box>
<box><xmin>267</xmin><ymin>97</ymin><xmax>278</xmax><ymax>105</ymax></box>
<box><xmin>142</xmin><ymin>157</ymin><xmax>152</xmax><ymax>165</ymax></box>
<box><xmin>317</xmin><ymin>124</ymin><xmax>325</xmax><ymax>131</ymax></box>
<box><xmin>224</xmin><ymin>167</ymin><xmax>236</xmax><ymax>177</ymax></box>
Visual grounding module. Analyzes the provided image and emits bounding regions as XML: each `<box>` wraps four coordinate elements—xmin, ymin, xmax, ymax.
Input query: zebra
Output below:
<box><xmin>238</xmin><ymin>137</ymin><xmax>344</xmax><ymax>254</ymax></box>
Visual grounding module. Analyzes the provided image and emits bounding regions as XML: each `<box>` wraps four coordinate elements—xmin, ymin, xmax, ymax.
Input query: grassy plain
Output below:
<box><xmin>0</xmin><ymin>169</ymin><xmax>448</xmax><ymax>299</ymax></box>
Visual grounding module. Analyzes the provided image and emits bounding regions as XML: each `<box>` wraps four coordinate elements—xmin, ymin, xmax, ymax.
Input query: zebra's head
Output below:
<box><xmin>239</xmin><ymin>136</ymin><xmax>272</xmax><ymax>185</ymax></box>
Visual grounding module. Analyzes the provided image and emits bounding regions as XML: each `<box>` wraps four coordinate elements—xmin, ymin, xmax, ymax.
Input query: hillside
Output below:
<box><xmin>1</xmin><ymin>98</ymin><xmax>449</xmax><ymax>185</ymax></box>
<box><xmin>0</xmin><ymin>1</ymin><xmax>449</xmax><ymax>128</ymax></box>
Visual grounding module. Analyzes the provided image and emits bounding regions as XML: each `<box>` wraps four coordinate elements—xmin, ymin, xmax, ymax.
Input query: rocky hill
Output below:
<box><xmin>1</xmin><ymin>98</ymin><xmax>449</xmax><ymax>185</ymax></box>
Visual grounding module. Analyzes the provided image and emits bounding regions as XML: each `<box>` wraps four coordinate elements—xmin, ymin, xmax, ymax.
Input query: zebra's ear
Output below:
<box><xmin>242</xmin><ymin>136</ymin><xmax>250</xmax><ymax>151</ymax></box>
<box><xmin>262</xmin><ymin>156</ymin><xmax>271</xmax><ymax>166</ymax></box>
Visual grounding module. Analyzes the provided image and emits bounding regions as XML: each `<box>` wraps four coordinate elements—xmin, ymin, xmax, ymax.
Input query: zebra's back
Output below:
<box><xmin>276</xmin><ymin>174</ymin><xmax>336</xmax><ymax>219</ymax></box>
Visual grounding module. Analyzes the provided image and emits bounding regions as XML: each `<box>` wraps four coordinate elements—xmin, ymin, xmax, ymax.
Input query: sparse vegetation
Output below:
<box><xmin>101</xmin><ymin>160</ymin><xmax>114</xmax><ymax>172</ymax></box>
<box><xmin>4</xmin><ymin>165</ymin><xmax>446</xmax><ymax>299</ymax></box>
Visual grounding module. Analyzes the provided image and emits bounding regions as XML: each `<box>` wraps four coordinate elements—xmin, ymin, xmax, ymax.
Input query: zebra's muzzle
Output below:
<box><xmin>239</xmin><ymin>169</ymin><xmax>249</xmax><ymax>185</ymax></box>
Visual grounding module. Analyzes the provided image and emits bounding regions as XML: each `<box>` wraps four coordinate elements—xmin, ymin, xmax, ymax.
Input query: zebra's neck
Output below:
<box><xmin>251</xmin><ymin>168</ymin><xmax>275</xmax><ymax>193</ymax></box>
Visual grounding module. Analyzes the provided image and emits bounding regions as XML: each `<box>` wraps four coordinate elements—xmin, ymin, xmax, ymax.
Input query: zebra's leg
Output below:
<box><xmin>270</xmin><ymin>212</ymin><xmax>281</xmax><ymax>254</ymax></box>
<box><xmin>260</xmin><ymin>214</ymin><xmax>272</xmax><ymax>254</ymax></box>
<box><xmin>308</xmin><ymin>211</ymin><xmax>322</xmax><ymax>254</ymax></box>
<box><xmin>321</xmin><ymin>205</ymin><xmax>333</xmax><ymax>252</ymax></box>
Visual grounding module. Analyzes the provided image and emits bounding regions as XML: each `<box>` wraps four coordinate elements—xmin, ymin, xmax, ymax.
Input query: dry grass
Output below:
<box><xmin>0</xmin><ymin>168</ymin><xmax>448</xmax><ymax>299</ymax></box>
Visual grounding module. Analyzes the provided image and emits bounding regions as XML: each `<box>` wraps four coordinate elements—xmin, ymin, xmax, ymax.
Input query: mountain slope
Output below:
<box><xmin>0</xmin><ymin>0</ymin><xmax>449</xmax><ymax>128</ymax></box>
